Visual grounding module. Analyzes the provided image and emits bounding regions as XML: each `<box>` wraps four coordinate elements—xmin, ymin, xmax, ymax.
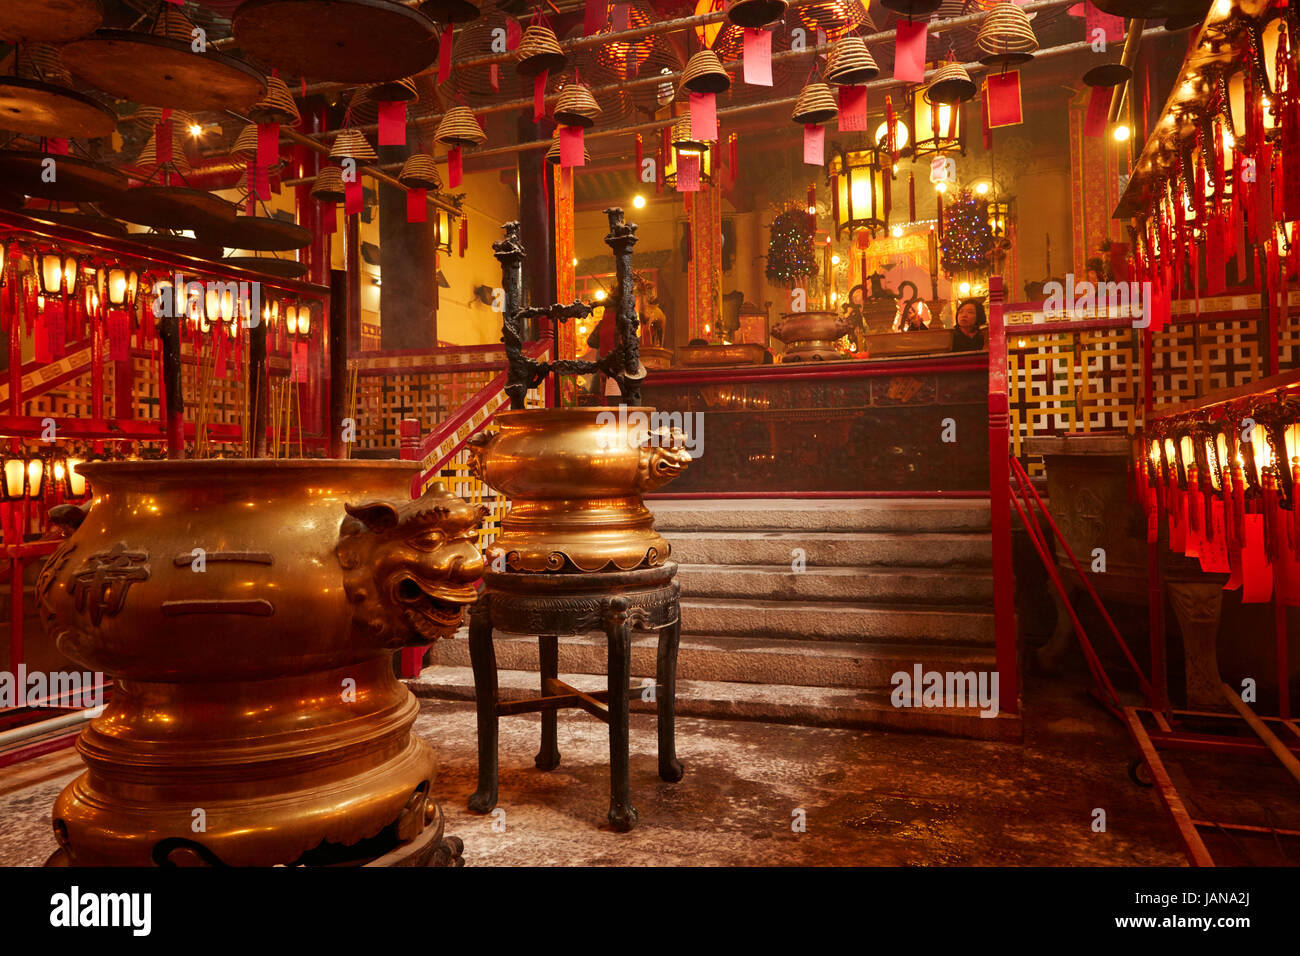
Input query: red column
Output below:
<box><xmin>398</xmin><ymin>416</ymin><xmax>427</xmax><ymax>678</ymax></box>
<box><xmin>987</xmin><ymin>275</ymin><xmax>1019</xmax><ymax>716</ymax></box>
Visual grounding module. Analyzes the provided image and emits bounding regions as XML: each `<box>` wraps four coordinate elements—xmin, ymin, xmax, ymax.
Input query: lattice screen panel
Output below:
<box><xmin>350</xmin><ymin>366</ymin><xmax>496</xmax><ymax>453</ymax></box>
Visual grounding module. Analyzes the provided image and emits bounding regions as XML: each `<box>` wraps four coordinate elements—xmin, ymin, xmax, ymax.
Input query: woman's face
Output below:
<box><xmin>956</xmin><ymin>303</ymin><xmax>977</xmax><ymax>331</ymax></box>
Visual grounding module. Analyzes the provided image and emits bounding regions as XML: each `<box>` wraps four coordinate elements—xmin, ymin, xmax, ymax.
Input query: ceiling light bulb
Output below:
<box><xmin>1112</xmin><ymin>124</ymin><xmax>1131</xmax><ymax>142</ymax></box>
<box><xmin>632</xmin><ymin>194</ymin><xmax>646</xmax><ymax>209</ymax></box>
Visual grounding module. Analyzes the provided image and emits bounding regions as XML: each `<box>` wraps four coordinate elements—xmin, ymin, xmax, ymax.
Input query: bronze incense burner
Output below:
<box><xmin>771</xmin><ymin>310</ymin><xmax>855</xmax><ymax>361</ymax></box>
<box><xmin>38</xmin><ymin>460</ymin><xmax>483</xmax><ymax>866</ymax></box>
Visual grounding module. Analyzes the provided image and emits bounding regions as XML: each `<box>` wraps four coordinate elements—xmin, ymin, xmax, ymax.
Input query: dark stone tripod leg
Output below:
<box><xmin>656</xmin><ymin>614</ymin><xmax>685</xmax><ymax>783</ymax></box>
<box><xmin>604</xmin><ymin>598</ymin><xmax>638</xmax><ymax>832</ymax></box>
<box><xmin>467</xmin><ymin>598</ymin><xmax>499</xmax><ymax>814</ymax></box>
<box><xmin>535</xmin><ymin>634</ymin><xmax>561</xmax><ymax>771</ymax></box>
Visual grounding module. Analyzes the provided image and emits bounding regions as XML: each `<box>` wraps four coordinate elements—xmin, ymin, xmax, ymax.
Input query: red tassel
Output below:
<box><xmin>459</xmin><ymin>216</ymin><xmax>468</xmax><ymax>257</ymax></box>
<box><xmin>635</xmin><ymin>134</ymin><xmax>643</xmax><ymax>179</ymax></box>
<box><xmin>908</xmin><ymin>172</ymin><xmax>915</xmax><ymax>222</ymax></box>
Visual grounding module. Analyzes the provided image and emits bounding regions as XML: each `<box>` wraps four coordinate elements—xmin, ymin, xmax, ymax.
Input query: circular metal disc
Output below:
<box><xmin>223</xmin><ymin>256</ymin><xmax>309</xmax><ymax>280</ymax></box>
<box><xmin>18</xmin><ymin>206</ymin><xmax>129</xmax><ymax>238</ymax></box>
<box><xmin>0</xmin><ymin>150</ymin><xmax>127</xmax><ymax>202</ymax></box>
<box><xmin>1083</xmin><ymin>63</ymin><xmax>1133</xmax><ymax>88</ymax></box>
<box><xmin>0</xmin><ymin>0</ymin><xmax>103</xmax><ymax>44</ymax></box>
<box><xmin>419</xmin><ymin>0</ymin><xmax>482</xmax><ymax>23</ymax></box>
<box><xmin>725</xmin><ymin>0</ymin><xmax>788</xmax><ymax>28</ymax></box>
<box><xmin>978</xmin><ymin>52</ymin><xmax>1037</xmax><ymax>67</ymax></box>
<box><xmin>63</xmin><ymin>31</ymin><xmax>267</xmax><ymax>112</ymax></box>
<box><xmin>878</xmin><ymin>0</ymin><xmax>944</xmax><ymax>15</ymax></box>
<box><xmin>97</xmin><ymin>186</ymin><xmax>238</xmax><ymax>231</ymax></box>
<box><xmin>134</xmin><ymin>233</ymin><xmax>225</xmax><ymax>261</ymax></box>
<box><xmin>197</xmin><ymin>215</ymin><xmax>314</xmax><ymax>252</ymax></box>
<box><xmin>1091</xmin><ymin>0</ymin><xmax>1207</xmax><ymax>18</ymax></box>
<box><xmin>233</xmin><ymin>0</ymin><xmax>440</xmax><ymax>85</ymax></box>
<box><xmin>0</xmin><ymin>76</ymin><xmax>118</xmax><ymax>139</ymax></box>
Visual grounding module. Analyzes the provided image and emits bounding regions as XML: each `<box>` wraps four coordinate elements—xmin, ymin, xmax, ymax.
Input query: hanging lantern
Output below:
<box><xmin>432</xmin><ymin>207</ymin><xmax>453</xmax><ymax>254</ymax></box>
<box><xmin>100</xmin><ymin>262</ymin><xmax>139</xmax><ymax>310</ymax></box>
<box><xmin>1</xmin><ymin>451</ymin><xmax>26</xmax><ymax>502</ymax></box>
<box><xmin>873</xmin><ymin>116</ymin><xmax>909</xmax><ymax>153</ymax></box>
<box><xmin>911</xmin><ymin>83</ymin><xmax>963</xmax><ymax>157</ymax></box>
<box><xmin>663</xmin><ymin>117</ymin><xmax>715</xmax><ymax>186</ymax></box>
<box><xmin>25</xmin><ymin>452</ymin><xmax>45</xmax><ymax>501</ymax></box>
<box><xmin>829</xmin><ymin>145</ymin><xmax>888</xmax><ymax>239</ymax></box>
<box><xmin>66</xmin><ymin>456</ymin><xmax>88</xmax><ymax>498</ymax></box>
<box><xmin>38</xmin><ymin>252</ymin><xmax>77</xmax><ymax>298</ymax></box>
<box><xmin>986</xmin><ymin>200</ymin><xmax>1010</xmax><ymax>238</ymax></box>
<box><xmin>297</xmin><ymin>302</ymin><xmax>312</xmax><ymax>336</ymax></box>
<box><xmin>286</xmin><ymin>303</ymin><xmax>299</xmax><ymax>336</ymax></box>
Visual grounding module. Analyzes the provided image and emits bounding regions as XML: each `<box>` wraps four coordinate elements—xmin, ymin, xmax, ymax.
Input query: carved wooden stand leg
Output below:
<box><xmin>535</xmin><ymin>634</ymin><xmax>561</xmax><ymax>771</ymax></box>
<box><xmin>467</xmin><ymin>597</ymin><xmax>499</xmax><ymax>813</ymax></box>
<box><xmin>656</xmin><ymin>613</ymin><xmax>685</xmax><ymax>782</ymax></box>
<box><xmin>1167</xmin><ymin>581</ymin><xmax>1227</xmax><ymax>711</ymax></box>
<box><xmin>603</xmin><ymin>597</ymin><xmax>638</xmax><ymax>832</ymax></box>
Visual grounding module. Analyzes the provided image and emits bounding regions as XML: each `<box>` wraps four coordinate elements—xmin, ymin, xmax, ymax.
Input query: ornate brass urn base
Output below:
<box><xmin>38</xmin><ymin>460</ymin><xmax>483</xmax><ymax>866</ymax></box>
<box><xmin>468</xmin><ymin>407</ymin><xmax>692</xmax><ymax>573</ymax></box>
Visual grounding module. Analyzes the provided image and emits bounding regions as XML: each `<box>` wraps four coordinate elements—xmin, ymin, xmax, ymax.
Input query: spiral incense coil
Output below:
<box><xmin>926</xmin><ymin>60</ymin><xmax>977</xmax><ymax>104</ymax></box>
<box><xmin>230</xmin><ymin>122</ymin><xmax>260</xmax><ymax>160</ymax></box>
<box><xmin>515</xmin><ymin>25</ymin><xmax>567</xmax><ymax>77</ymax></box>
<box><xmin>554</xmin><ymin>82</ymin><xmax>601</xmax><ymax>128</ymax></box>
<box><xmin>136</xmin><ymin>122</ymin><xmax>192</xmax><ymax>172</ymax></box>
<box><xmin>434</xmin><ymin>106</ymin><xmax>486</xmax><ymax>147</ymax></box>
<box><xmin>791</xmin><ymin>82</ymin><xmax>838</xmax><ymax>125</ymax></box>
<box><xmin>311</xmin><ymin>164</ymin><xmax>347</xmax><ymax>202</ymax></box>
<box><xmin>726</xmin><ymin>0</ymin><xmax>788</xmax><ymax>28</ymax></box>
<box><xmin>796</xmin><ymin>0</ymin><xmax>872</xmax><ymax>41</ymax></box>
<box><xmin>16</xmin><ymin>43</ymin><xmax>73</xmax><ymax>86</ymax></box>
<box><xmin>671</xmin><ymin>115</ymin><xmax>712</xmax><ymax>147</ymax></box>
<box><xmin>248</xmin><ymin>74</ymin><xmax>301</xmax><ymax>124</ymax></box>
<box><xmin>825</xmin><ymin>36</ymin><xmax>879</xmax><ymax>85</ymax></box>
<box><xmin>399</xmin><ymin>152</ymin><xmax>442</xmax><ymax>190</ymax></box>
<box><xmin>680</xmin><ymin>50</ymin><xmax>731</xmax><ymax>95</ymax></box>
<box><xmin>976</xmin><ymin>3</ymin><xmax>1039</xmax><ymax>64</ymax></box>
<box><xmin>152</xmin><ymin>5</ymin><xmax>200</xmax><ymax>42</ymax></box>
<box><xmin>329</xmin><ymin>127</ymin><xmax>378</xmax><ymax>162</ymax></box>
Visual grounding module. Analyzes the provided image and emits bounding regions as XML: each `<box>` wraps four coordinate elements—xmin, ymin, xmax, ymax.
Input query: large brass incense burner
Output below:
<box><xmin>38</xmin><ymin>460</ymin><xmax>483</xmax><ymax>867</ymax></box>
<box><xmin>476</xmin><ymin>210</ymin><xmax>691</xmax><ymax>572</ymax></box>
<box><xmin>771</xmin><ymin>310</ymin><xmax>854</xmax><ymax>361</ymax></box>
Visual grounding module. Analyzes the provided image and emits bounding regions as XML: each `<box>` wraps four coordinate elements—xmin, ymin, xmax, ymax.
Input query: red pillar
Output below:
<box><xmin>987</xmin><ymin>275</ymin><xmax>1019</xmax><ymax>716</ymax></box>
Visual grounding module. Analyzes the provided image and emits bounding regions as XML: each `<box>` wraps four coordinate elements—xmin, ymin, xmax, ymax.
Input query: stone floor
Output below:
<box><xmin>0</xmin><ymin>667</ymin><xmax>1224</xmax><ymax>867</ymax></box>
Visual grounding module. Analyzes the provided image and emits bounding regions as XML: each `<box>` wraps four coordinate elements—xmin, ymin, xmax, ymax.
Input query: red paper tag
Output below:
<box><xmin>584</xmin><ymin>0</ymin><xmax>608</xmax><ymax>36</ymax></box>
<box><xmin>489</xmin><ymin>63</ymin><xmax>499</xmax><ymax>92</ymax></box>
<box><xmin>34</xmin><ymin>310</ymin><xmax>50</xmax><ymax>363</ymax></box>
<box><xmin>743</xmin><ymin>29</ymin><xmax>772</xmax><ymax>87</ymax></box>
<box><xmin>612</xmin><ymin>3</ymin><xmax>629</xmax><ymax>31</ymax></box>
<box><xmin>676</xmin><ymin>152</ymin><xmax>700</xmax><ymax>192</ymax></box>
<box><xmin>1199</xmin><ymin>499</ymin><xmax>1231</xmax><ymax>573</ymax></box>
<box><xmin>534</xmin><ymin>71</ymin><xmax>548</xmax><ymax>123</ymax></box>
<box><xmin>321</xmin><ymin>200</ymin><xmax>337</xmax><ymax>234</ymax></box>
<box><xmin>838</xmin><ymin>86</ymin><xmax>867</xmax><ymax>132</ymax></box>
<box><xmin>257</xmin><ymin>122</ymin><xmax>279</xmax><ymax>167</ymax></box>
<box><xmin>1084</xmin><ymin>1</ymin><xmax>1125</xmax><ymax>43</ymax></box>
<box><xmin>407</xmin><ymin>187</ymin><xmax>427</xmax><ymax>223</ymax></box>
<box><xmin>439</xmin><ymin>23</ymin><xmax>453</xmax><ymax>82</ymax></box>
<box><xmin>986</xmin><ymin>72</ymin><xmax>1023</xmax><ymax>127</ymax></box>
<box><xmin>803</xmin><ymin>124</ymin><xmax>825</xmax><ymax>166</ymax></box>
<box><xmin>155</xmin><ymin>121</ymin><xmax>173</xmax><ymax>166</ymax></box>
<box><xmin>254</xmin><ymin>163</ymin><xmax>271</xmax><ymax>201</ymax></box>
<box><xmin>559</xmin><ymin>126</ymin><xmax>585</xmax><ymax>167</ymax></box>
<box><xmin>506</xmin><ymin>18</ymin><xmax>521</xmax><ymax>50</ymax></box>
<box><xmin>107</xmin><ymin>310</ymin><xmax>131</xmax><ymax>361</ymax></box>
<box><xmin>689</xmin><ymin>92</ymin><xmax>717</xmax><ymax>142</ymax></box>
<box><xmin>344</xmin><ymin>178</ymin><xmax>362</xmax><ymax>215</ymax></box>
<box><xmin>48</xmin><ymin>301</ymin><xmax>65</xmax><ymax>359</ymax></box>
<box><xmin>1084</xmin><ymin>84</ymin><xmax>1110</xmax><ymax>138</ymax></box>
<box><xmin>893</xmin><ymin>21</ymin><xmax>927</xmax><ymax>83</ymax></box>
<box><xmin>1242</xmin><ymin>514</ymin><xmax>1274</xmax><ymax>603</ymax></box>
<box><xmin>448</xmin><ymin>147</ymin><xmax>462</xmax><ymax>188</ymax></box>
<box><xmin>378</xmin><ymin>101</ymin><xmax>406</xmax><ymax>146</ymax></box>
<box><xmin>47</xmin><ymin>138</ymin><xmax>69</xmax><ymax>155</ymax></box>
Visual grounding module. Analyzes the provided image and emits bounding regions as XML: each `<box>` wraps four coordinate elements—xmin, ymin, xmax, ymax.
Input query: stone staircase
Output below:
<box><xmin>411</xmin><ymin>498</ymin><xmax>1020</xmax><ymax>740</ymax></box>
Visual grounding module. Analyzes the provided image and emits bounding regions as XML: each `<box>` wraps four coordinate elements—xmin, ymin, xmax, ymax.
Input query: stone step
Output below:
<box><xmin>650</xmin><ymin>498</ymin><xmax>991</xmax><ymax>534</ymax></box>
<box><xmin>434</xmin><ymin>630</ymin><xmax>997</xmax><ymax>691</ymax></box>
<box><xmin>678</xmin><ymin>597</ymin><xmax>995</xmax><ymax>644</ymax></box>
<box><xmin>664</xmin><ymin>531</ymin><xmax>992</xmax><ymax>569</ymax></box>
<box><xmin>676</xmin><ymin>563</ymin><xmax>993</xmax><ymax>604</ymax></box>
<box><xmin>408</xmin><ymin>665</ymin><xmax>1021</xmax><ymax>741</ymax></box>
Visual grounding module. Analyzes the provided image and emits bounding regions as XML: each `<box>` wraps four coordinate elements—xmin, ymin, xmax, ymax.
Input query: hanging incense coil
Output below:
<box><xmin>515</xmin><ymin>25</ymin><xmax>567</xmax><ymax>77</ymax></box>
<box><xmin>681</xmin><ymin>50</ymin><xmax>731</xmax><ymax>95</ymax></box>
<box><xmin>825</xmin><ymin>36</ymin><xmax>878</xmax><ymax>85</ymax></box>
<box><xmin>136</xmin><ymin>123</ymin><xmax>192</xmax><ymax>173</ymax></box>
<box><xmin>152</xmin><ymin>4</ymin><xmax>200</xmax><ymax>42</ymax></box>
<box><xmin>330</xmin><ymin>127</ymin><xmax>378</xmax><ymax>162</ymax></box>
<box><xmin>926</xmin><ymin>60</ymin><xmax>977</xmax><ymax>104</ymax></box>
<box><xmin>554</xmin><ymin>82</ymin><xmax>601</xmax><ymax>128</ymax></box>
<box><xmin>796</xmin><ymin>0</ymin><xmax>872</xmax><ymax>41</ymax></box>
<box><xmin>311</xmin><ymin>164</ymin><xmax>347</xmax><ymax>202</ymax></box>
<box><xmin>248</xmin><ymin>74</ymin><xmax>300</xmax><ymax>124</ymax></box>
<box><xmin>791</xmin><ymin>82</ymin><xmax>838</xmax><ymax>125</ymax></box>
<box><xmin>878</xmin><ymin>0</ymin><xmax>943</xmax><ymax>17</ymax></box>
<box><xmin>399</xmin><ymin>152</ymin><xmax>442</xmax><ymax>190</ymax></box>
<box><xmin>434</xmin><ymin>106</ymin><xmax>486</xmax><ymax>147</ymax></box>
<box><xmin>545</xmin><ymin>130</ymin><xmax>590</xmax><ymax>164</ymax></box>
<box><xmin>230</xmin><ymin>122</ymin><xmax>260</xmax><ymax>160</ymax></box>
<box><xmin>16</xmin><ymin>43</ymin><xmax>73</xmax><ymax>86</ymax></box>
<box><xmin>671</xmin><ymin>115</ymin><xmax>711</xmax><ymax>147</ymax></box>
<box><xmin>976</xmin><ymin>3</ymin><xmax>1039</xmax><ymax>64</ymax></box>
<box><xmin>726</xmin><ymin>0</ymin><xmax>788</xmax><ymax>28</ymax></box>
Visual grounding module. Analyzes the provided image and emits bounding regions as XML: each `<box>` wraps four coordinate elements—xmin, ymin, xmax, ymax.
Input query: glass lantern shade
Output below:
<box><xmin>829</xmin><ymin>147</ymin><xmax>888</xmax><ymax>239</ymax></box>
<box><xmin>911</xmin><ymin>87</ymin><xmax>962</xmax><ymax>158</ymax></box>
<box><xmin>432</xmin><ymin>209</ymin><xmax>453</xmax><ymax>255</ymax></box>
<box><xmin>1</xmin><ymin>454</ymin><xmax>25</xmax><ymax>500</ymax></box>
<box><xmin>25</xmin><ymin>455</ymin><xmax>44</xmax><ymax>500</ymax></box>
<box><xmin>66</xmin><ymin>457</ymin><xmax>87</xmax><ymax>498</ymax></box>
<box><xmin>102</xmin><ymin>265</ymin><xmax>138</xmax><ymax>309</ymax></box>
<box><xmin>663</xmin><ymin>119</ymin><xmax>715</xmax><ymax>188</ymax></box>
<box><xmin>298</xmin><ymin>303</ymin><xmax>312</xmax><ymax>336</ymax></box>
<box><xmin>39</xmin><ymin>253</ymin><xmax>77</xmax><ymax>297</ymax></box>
<box><xmin>873</xmin><ymin>117</ymin><xmax>909</xmax><ymax>153</ymax></box>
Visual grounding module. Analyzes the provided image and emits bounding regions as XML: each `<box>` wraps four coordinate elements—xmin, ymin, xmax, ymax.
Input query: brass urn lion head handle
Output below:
<box><xmin>637</xmin><ymin>427</ymin><xmax>693</xmax><ymax>491</ymax></box>
<box><xmin>335</xmin><ymin>482</ymin><xmax>486</xmax><ymax>647</ymax></box>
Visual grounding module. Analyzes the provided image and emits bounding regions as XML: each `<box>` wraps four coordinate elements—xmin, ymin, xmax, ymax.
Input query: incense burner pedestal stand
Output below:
<box><xmin>466</xmin><ymin>563</ymin><xmax>683</xmax><ymax>832</ymax></box>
